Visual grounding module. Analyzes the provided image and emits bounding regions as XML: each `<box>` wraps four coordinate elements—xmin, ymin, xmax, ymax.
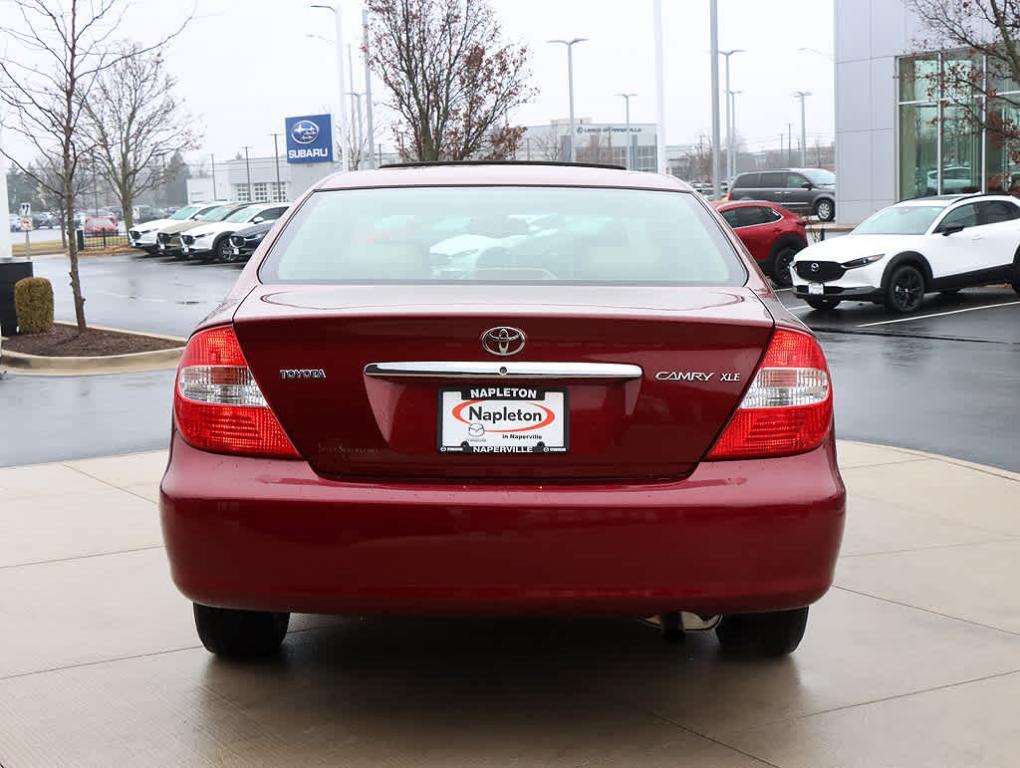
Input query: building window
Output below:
<box><xmin>271</xmin><ymin>181</ymin><xmax>288</xmax><ymax>202</ymax></box>
<box><xmin>898</xmin><ymin>49</ymin><xmax>1018</xmax><ymax>198</ymax></box>
<box><xmin>234</xmin><ymin>183</ymin><xmax>251</xmax><ymax>202</ymax></box>
<box><xmin>253</xmin><ymin>182</ymin><xmax>268</xmax><ymax>202</ymax></box>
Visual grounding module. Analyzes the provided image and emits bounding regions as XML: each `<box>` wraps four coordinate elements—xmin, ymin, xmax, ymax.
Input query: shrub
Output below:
<box><xmin>14</xmin><ymin>277</ymin><xmax>54</xmax><ymax>334</ymax></box>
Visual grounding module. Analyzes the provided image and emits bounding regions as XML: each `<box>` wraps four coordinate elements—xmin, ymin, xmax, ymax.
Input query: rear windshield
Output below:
<box><xmin>259</xmin><ymin>186</ymin><xmax>745</xmax><ymax>285</ymax></box>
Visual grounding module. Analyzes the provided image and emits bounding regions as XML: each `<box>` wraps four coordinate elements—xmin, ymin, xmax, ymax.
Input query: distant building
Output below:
<box><xmin>518</xmin><ymin>119</ymin><xmax>658</xmax><ymax>171</ymax></box>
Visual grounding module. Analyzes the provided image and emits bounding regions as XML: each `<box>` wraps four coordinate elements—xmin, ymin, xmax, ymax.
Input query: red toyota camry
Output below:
<box><xmin>160</xmin><ymin>163</ymin><xmax>845</xmax><ymax>659</ymax></box>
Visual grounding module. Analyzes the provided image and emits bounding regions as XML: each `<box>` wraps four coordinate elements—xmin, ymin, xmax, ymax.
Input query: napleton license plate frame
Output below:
<box><xmin>437</xmin><ymin>386</ymin><xmax>569</xmax><ymax>455</ymax></box>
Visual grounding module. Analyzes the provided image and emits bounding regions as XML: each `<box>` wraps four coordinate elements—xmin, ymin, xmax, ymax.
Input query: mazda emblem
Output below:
<box><xmin>810</xmin><ymin>262</ymin><xmax>820</xmax><ymax>272</ymax></box>
<box><xmin>481</xmin><ymin>326</ymin><xmax>526</xmax><ymax>357</ymax></box>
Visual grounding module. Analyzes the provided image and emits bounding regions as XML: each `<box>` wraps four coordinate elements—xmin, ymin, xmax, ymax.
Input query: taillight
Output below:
<box><xmin>174</xmin><ymin>325</ymin><xmax>299</xmax><ymax>458</ymax></box>
<box><xmin>707</xmin><ymin>328</ymin><xmax>832</xmax><ymax>460</ymax></box>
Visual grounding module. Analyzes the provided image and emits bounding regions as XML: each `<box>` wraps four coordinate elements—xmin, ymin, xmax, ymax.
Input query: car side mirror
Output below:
<box><xmin>940</xmin><ymin>223</ymin><xmax>965</xmax><ymax>236</ymax></box>
<box><xmin>252</xmin><ymin>217</ymin><xmax>264</xmax><ymax>224</ymax></box>
<box><xmin>801</xmin><ymin>182</ymin><xmax>813</xmax><ymax>190</ymax></box>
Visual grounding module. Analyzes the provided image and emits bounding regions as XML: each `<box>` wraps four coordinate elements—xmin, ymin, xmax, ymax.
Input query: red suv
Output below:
<box><xmin>161</xmin><ymin>163</ymin><xmax>844</xmax><ymax>660</ymax></box>
<box><xmin>714</xmin><ymin>200</ymin><xmax>807</xmax><ymax>287</ymax></box>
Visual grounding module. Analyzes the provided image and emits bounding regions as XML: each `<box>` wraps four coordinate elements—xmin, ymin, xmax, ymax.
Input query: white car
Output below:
<box><xmin>792</xmin><ymin>195</ymin><xmax>1020</xmax><ymax>313</ymax></box>
<box><xmin>128</xmin><ymin>204</ymin><xmax>213</xmax><ymax>252</ymax></box>
<box><xmin>179</xmin><ymin>202</ymin><xmax>289</xmax><ymax>260</ymax></box>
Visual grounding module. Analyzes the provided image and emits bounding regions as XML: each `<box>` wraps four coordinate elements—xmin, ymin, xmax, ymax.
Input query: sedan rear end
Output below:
<box><xmin>160</xmin><ymin>164</ymin><xmax>844</xmax><ymax>659</ymax></box>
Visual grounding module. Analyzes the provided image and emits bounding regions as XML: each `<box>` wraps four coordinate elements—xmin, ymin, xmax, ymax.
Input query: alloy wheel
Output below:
<box><xmin>772</xmin><ymin>248</ymin><xmax>797</xmax><ymax>287</ymax></box>
<box><xmin>815</xmin><ymin>200</ymin><xmax>834</xmax><ymax>221</ymax></box>
<box><xmin>892</xmin><ymin>269</ymin><xmax>924</xmax><ymax>312</ymax></box>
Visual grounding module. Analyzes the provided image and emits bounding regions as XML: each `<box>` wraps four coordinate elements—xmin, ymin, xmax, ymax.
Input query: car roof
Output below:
<box><xmin>895</xmin><ymin>193</ymin><xmax>1019</xmax><ymax>209</ymax></box>
<box><xmin>314</xmin><ymin>162</ymin><xmax>691</xmax><ymax>193</ymax></box>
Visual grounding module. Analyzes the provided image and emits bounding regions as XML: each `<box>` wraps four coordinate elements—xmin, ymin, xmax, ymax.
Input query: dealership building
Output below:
<box><xmin>836</xmin><ymin>0</ymin><xmax>1014</xmax><ymax>224</ymax></box>
<box><xmin>519</xmin><ymin>119</ymin><xmax>659</xmax><ymax>172</ymax></box>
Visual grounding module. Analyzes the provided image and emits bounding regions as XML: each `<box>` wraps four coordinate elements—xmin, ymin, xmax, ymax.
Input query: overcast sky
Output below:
<box><xmin>2</xmin><ymin>0</ymin><xmax>834</xmax><ymax>164</ymax></box>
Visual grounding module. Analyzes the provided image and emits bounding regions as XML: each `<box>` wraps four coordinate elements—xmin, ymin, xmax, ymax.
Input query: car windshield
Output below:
<box><xmin>170</xmin><ymin>206</ymin><xmax>200</xmax><ymax>220</ymax></box>
<box><xmin>802</xmin><ymin>169</ymin><xmax>835</xmax><ymax>185</ymax></box>
<box><xmin>853</xmin><ymin>205</ymin><xmax>944</xmax><ymax>235</ymax></box>
<box><xmin>225</xmin><ymin>205</ymin><xmax>262</xmax><ymax>223</ymax></box>
<box><xmin>260</xmin><ymin>186</ymin><xmax>746</xmax><ymax>286</ymax></box>
<box><xmin>196</xmin><ymin>205</ymin><xmax>237</xmax><ymax>222</ymax></box>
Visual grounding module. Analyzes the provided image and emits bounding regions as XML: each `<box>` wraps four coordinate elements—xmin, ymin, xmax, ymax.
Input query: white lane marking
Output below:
<box><xmin>787</xmin><ymin>305</ymin><xmax>814</xmax><ymax>313</ymax></box>
<box><xmin>775</xmin><ymin>287</ymin><xmax>793</xmax><ymax>293</ymax></box>
<box><xmin>857</xmin><ymin>301</ymin><xmax>1020</xmax><ymax>328</ymax></box>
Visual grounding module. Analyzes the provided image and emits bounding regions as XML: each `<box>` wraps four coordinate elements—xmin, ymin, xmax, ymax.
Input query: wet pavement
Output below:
<box><xmin>4</xmin><ymin>255</ymin><xmax>1019</xmax><ymax>470</ymax></box>
<box><xmin>27</xmin><ymin>252</ymin><xmax>240</xmax><ymax>338</ymax></box>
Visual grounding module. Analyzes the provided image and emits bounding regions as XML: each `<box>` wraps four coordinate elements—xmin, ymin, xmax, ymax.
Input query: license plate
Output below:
<box><xmin>182</xmin><ymin>245</ymin><xmax>189</xmax><ymax>253</ymax></box>
<box><xmin>158</xmin><ymin>243</ymin><xmax>165</xmax><ymax>251</ymax></box>
<box><xmin>808</xmin><ymin>282</ymin><xmax>824</xmax><ymax>295</ymax></box>
<box><xmin>232</xmin><ymin>246</ymin><xmax>240</xmax><ymax>255</ymax></box>
<box><xmin>438</xmin><ymin>387</ymin><xmax>568</xmax><ymax>454</ymax></box>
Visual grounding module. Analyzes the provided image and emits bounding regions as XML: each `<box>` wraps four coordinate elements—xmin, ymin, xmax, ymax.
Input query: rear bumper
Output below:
<box><xmin>160</xmin><ymin>434</ymin><xmax>845</xmax><ymax>617</ymax></box>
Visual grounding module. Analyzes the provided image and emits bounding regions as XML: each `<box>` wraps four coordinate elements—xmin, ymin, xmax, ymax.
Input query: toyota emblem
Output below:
<box><xmin>481</xmin><ymin>326</ymin><xmax>526</xmax><ymax>357</ymax></box>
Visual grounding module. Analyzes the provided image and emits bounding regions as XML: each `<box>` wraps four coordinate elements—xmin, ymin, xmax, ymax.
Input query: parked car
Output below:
<box><xmin>791</xmin><ymin>194</ymin><xmax>1020</xmax><ymax>312</ymax></box>
<box><xmin>714</xmin><ymin>200</ymin><xmax>807</xmax><ymax>286</ymax></box>
<box><xmin>728</xmin><ymin>168</ymin><xmax>836</xmax><ymax>221</ymax></box>
<box><xmin>925</xmin><ymin>165</ymin><xmax>978</xmax><ymax>195</ymax></box>
<box><xmin>180</xmin><ymin>202</ymin><xmax>289</xmax><ymax>260</ymax></box>
<box><xmin>156</xmin><ymin>202</ymin><xmax>251</xmax><ymax>256</ymax></box>
<box><xmin>129</xmin><ymin>204</ymin><xmax>213</xmax><ymax>253</ymax></box>
<box><xmin>226</xmin><ymin>219</ymin><xmax>275</xmax><ymax>262</ymax></box>
<box><xmin>161</xmin><ymin>163</ymin><xmax>845</xmax><ymax>659</ymax></box>
<box><xmin>83</xmin><ymin>215</ymin><xmax>118</xmax><ymax>235</ymax></box>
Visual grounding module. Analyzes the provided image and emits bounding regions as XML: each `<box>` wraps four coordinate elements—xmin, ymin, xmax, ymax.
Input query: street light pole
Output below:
<box><xmin>653</xmin><ymin>0</ymin><xmax>666</xmax><ymax>174</ymax></box>
<box><xmin>210</xmin><ymin>153</ymin><xmax>217</xmax><ymax>200</ymax></box>
<box><xmin>311</xmin><ymin>3</ymin><xmax>350</xmax><ymax>172</ymax></box>
<box><xmin>710</xmin><ymin>0</ymin><xmax>721</xmax><ymax>197</ymax></box>
<box><xmin>719</xmin><ymin>49</ymin><xmax>744</xmax><ymax>181</ymax></box>
<box><xmin>795</xmin><ymin>91</ymin><xmax>812</xmax><ymax>167</ymax></box>
<box><xmin>729</xmin><ymin>90</ymin><xmax>742</xmax><ymax>175</ymax></box>
<box><xmin>362</xmin><ymin>7</ymin><xmax>376</xmax><ymax>169</ymax></box>
<box><xmin>269</xmin><ymin>134</ymin><xmax>282</xmax><ymax>200</ymax></box>
<box><xmin>547</xmin><ymin>37</ymin><xmax>587</xmax><ymax>162</ymax></box>
<box><xmin>617</xmin><ymin>93</ymin><xmax>637</xmax><ymax>169</ymax></box>
<box><xmin>242</xmin><ymin>145</ymin><xmax>253</xmax><ymax>201</ymax></box>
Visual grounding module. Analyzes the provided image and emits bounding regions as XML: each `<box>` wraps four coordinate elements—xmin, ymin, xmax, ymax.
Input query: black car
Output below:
<box><xmin>728</xmin><ymin>168</ymin><xmax>836</xmax><ymax>221</ymax></box>
<box><xmin>224</xmin><ymin>220</ymin><xmax>274</xmax><ymax>262</ymax></box>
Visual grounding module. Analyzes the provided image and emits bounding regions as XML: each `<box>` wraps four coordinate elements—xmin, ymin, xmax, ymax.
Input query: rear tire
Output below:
<box><xmin>1011</xmin><ymin>250</ymin><xmax>1020</xmax><ymax>295</ymax></box>
<box><xmin>193</xmin><ymin>603</ymin><xmax>289</xmax><ymax>657</ymax></box>
<box><xmin>716</xmin><ymin>607</ymin><xmax>809</xmax><ymax>656</ymax></box>
<box><xmin>806</xmin><ymin>297</ymin><xmax>841</xmax><ymax>311</ymax></box>
<box><xmin>884</xmin><ymin>264</ymin><xmax>926</xmax><ymax>313</ymax></box>
<box><xmin>814</xmin><ymin>199</ymin><xmax>835</xmax><ymax>222</ymax></box>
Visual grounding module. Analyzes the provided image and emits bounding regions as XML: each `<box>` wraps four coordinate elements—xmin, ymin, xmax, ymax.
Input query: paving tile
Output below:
<box><xmin>835</xmin><ymin>441</ymin><xmax>925</xmax><ymax>469</ymax></box>
<box><xmin>841</xmin><ymin>459</ymin><xmax>1020</xmax><ymax>536</ymax></box>
<box><xmin>0</xmin><ymin>625</ymin><xmax>770</xmax><ymax>768</ymax></box>
<box><xmin>0</xmin><ymin>463</ymin><xmax>110</xmax><ymax>501</ymax></box>
<box><xmin>574</xmin><ymin>587</ymin><xmax>1020</xmax><ymax>738</ymax></box>
<box><xmin>0</xmin><ymin>487</ymin><xmax>162</xmax><ymax>568</ymax></box>
<box><xmin>720</xmin><ymin>670</ymin><xmax>1020</xmax><ymax>768</ymax></box>
<box><xmin>839</xmin><ymin>492</ymin><xmax>1013</xmax><ymax>558</ymax></box>
<box><xmin>64</xmin><ymin>450</ymin><xmax>167</xmax><ymax>490</ymax></box>
<box><xmin>836</xmin><ymin>539</ymin><xmax>1020</xmax><ymax>634</ymax></box>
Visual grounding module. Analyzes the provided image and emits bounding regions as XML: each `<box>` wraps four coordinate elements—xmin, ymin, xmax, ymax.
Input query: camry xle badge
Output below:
<box><xmin>481</xmin><ymin>326</ymin><xmax>526</xmax><ymax>357</ymax></box>
<box><xmin>279</xmin><ymin>368</ymin><xmax>327</xmax><ymax>380</ymax></box>
<box><xmin>655</xmin><ymin>371</ymin><xmax>741</xmax><ymax>382</ymax></box>
<box><xmin>810</xmin><ymin>262</ymin><xmax>820</xmax><ymax>272</ymax></box>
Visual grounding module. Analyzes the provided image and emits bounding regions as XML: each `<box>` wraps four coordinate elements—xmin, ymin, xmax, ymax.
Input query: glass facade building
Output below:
<box><xmin>898</xmin><ymin>51</ymin><xmax>1020</xmax><ymax>200</ymax></box>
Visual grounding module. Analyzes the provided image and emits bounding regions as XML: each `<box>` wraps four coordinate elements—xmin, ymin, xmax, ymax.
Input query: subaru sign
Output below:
<box><xmin>285</xmin><ymin>114</ymin><xmax>333</xmax><ymax>164</ymax></box>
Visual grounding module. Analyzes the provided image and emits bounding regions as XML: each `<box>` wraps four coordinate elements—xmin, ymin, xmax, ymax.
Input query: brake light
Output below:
<box><xmin>174</xmin><ymin>326</ymin><xmax>299</xmax><ymax>458</ymax></box>
<box><xmin>707</xmin><ymin>329</ymin><xmax>832</xmax><ymax>459</ymax></box>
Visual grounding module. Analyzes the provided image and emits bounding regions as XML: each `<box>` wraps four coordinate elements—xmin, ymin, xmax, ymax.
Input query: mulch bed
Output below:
<box><xmin>4</xmin><ymin>324</ymin><xmax>183</xmax><ymax>357</ymax></box>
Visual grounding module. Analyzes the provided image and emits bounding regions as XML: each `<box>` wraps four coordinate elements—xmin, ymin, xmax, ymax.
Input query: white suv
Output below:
<box><xmin>792</xmin><ymin>195</ymin><xmax>1020</xmax><ymax>313</ymax></box>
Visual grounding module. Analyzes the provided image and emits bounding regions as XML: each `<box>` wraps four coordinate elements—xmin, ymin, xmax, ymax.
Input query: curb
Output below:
<box><xmin>0</xmin><ymin>322</ymin><xmax>185</xmax><ymax>376</ymax></box>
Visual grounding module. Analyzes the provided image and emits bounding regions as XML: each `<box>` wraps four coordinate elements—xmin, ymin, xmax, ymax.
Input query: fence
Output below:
<box><xmin>76</xmin><ymin>230</ymin><xmax>131</xmax><ymax>251</ymax></box>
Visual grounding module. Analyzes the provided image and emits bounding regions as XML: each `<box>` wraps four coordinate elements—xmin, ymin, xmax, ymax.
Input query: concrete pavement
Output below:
<box><xmin>2</xmin><ymin>440</ymin><xmax>1019</xmax><ymax>767</ymax></box>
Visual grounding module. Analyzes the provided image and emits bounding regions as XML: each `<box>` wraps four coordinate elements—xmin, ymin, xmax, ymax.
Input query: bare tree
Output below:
<box><xmin>907</xmin><ymin>0</ymin><xmax>1020</xmax><ymax>189</ymax></box>
<box><xmin>0</xmin><ymin>0</ymin><xmax>190</xmax><ymax>332</ymax></box>
<box><xmin>83</xmin><ymin>44</ymin><xmax>200</xmax><ymax>231</ymax></box>
<box><xmin>365</xmin><ymin>0</ymin><xmax>535</xmax><ymax>161</ymax></box>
